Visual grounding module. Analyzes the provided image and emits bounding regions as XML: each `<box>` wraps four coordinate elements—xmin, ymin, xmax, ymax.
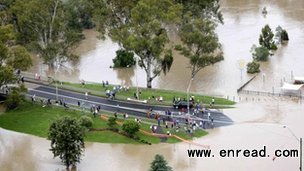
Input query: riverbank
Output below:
<box><xmin>0</xmin><ymin>102</ymin><xmax>207</xmax><ymax>144</ymax></box>
<box><xmin>56</xmin><ymin>81</ymin><xmax>235</xmax><ymax>108</ymax></box>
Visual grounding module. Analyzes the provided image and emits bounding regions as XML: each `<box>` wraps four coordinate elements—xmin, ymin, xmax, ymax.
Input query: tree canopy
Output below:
<box><xmin>48</xmin><ymin>116</ymin><xmax>85</xmax><ymax>169</ymax></box>
<box><xmin>0</xmin><ymin>24</ymin><xmax>32</xmax><ymax>88</ymax></box>
<box><xmin>259</xmin><ymin>24</ymin><xmax>277</xmax><ymax>50</ymax></box>
<box><xmin>175</xmin><ymin>18</ymin><xmax>223</xmax><ymax>79</ymax></box>
<box><xmin>10</xmin><ymin>0</ymin><xmax>86</xmax><ymax>68</ymax></box>
<box><xmin>149</xmin><ymin>154</ymin><xmax>173</xmax><ymax>171</ymax></box>
<box><xmin>90</xmin><ymin>0</ymin><xmax>224</xmax><ymax>88</ymax></box>
<box><xmin>122</xmin><ymin>120</ymin><xmax>140</xmax><ymax>137</ymax></box>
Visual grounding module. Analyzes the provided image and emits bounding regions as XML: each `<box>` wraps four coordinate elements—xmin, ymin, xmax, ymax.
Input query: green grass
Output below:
<box><xmin>0</xmin><ymin>102</ymin><xmax>208</xmax><ymax>144</ymax></box>
<box><xmin>103</xmin><ymin>113</ymin><xmax>208</xmax><ymax>143</ymax></box>
<box><xmin>57</xmin><ymin>82</ymin><xmax>235</xmax><ymax>107</ymax></box>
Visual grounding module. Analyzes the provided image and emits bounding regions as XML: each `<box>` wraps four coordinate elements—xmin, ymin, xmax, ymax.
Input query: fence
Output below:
<box><xmin>238</xmin><ymin>89</ymin><xmax>302</xmax><ymax>98</ymax></box>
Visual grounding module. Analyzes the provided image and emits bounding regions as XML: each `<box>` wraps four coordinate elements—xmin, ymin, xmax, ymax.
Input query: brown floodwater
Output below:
<box><xmin>28</xmin><ymin>0</ymin><xmax>304</xmax><ymax>97</ymax></box>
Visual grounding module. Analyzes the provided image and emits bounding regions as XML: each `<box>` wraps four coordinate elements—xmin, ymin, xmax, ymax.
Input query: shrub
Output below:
<box><xmin>252</xmin><ymin>46</ymin><xmax>269</xmax><ymax>61</ymax></box>
<box><xmin>275</xmin><ymin>26</ymin><xmax>289</xmax><ymax>43</ymax></box>
<box><xmin>78</xmin><ymin>116</ymin><xmax>93</xmax><ymax>128</ymax></box>
<box><xmin>122</xmin><ymin>120</ymin><xmax>140</xmax><ymax>137</ymax></box>
<box><xmin>247</xmin><ymin>61</ymin><xmax>260</xmax><ymax>74</ymax></box>
<box><xmin>5</xmin><ymin>90</ymin><xmax>21</xmax><ymax>110</ymax></box>
<box><xmin>107</xmin><ymin>117</ymin><xmax>117</xmax><ymax>128</ymax></box>
<box><xmin>112</xmin><ymin>49</ymin><xmax>136</xmax><ymax>68</ymax></box>
<box><xmin>281</xmin><ymin>30</ymin><xmax>289</xmax><ymax>41</ymax></box>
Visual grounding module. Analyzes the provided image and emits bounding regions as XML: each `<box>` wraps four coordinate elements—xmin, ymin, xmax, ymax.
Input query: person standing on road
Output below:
<box><xmin>85</xmin><ymin>92</ymin><xmax>88</xmax><ymax>100</ymax></box>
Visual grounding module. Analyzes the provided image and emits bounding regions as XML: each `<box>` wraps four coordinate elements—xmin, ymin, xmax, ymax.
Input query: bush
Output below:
<box><xmin>112</xmin><ymin>49</ymin><xmax>136</xmax><ymax>68</ymax></box>
<box><xmin>107</xmin><ymin>117</ymin><xmax>117</xmax><ymax>128</ymax></box>
<box><xmin>78</xmin><ymin>116</ymin><xmax>93</xmax><ymax>128</ymax></box>
<box><xmin>247</xmin><ymin>61</ymin><xmax>260</xmax><ymax>74</ymax></box>
<box><xmin>259</xmin><ymin>24</ymin><xmax>277</xmax><ymax>50</ymax></box>
<box><xmin>281</xmin><ymin>30</ymin><xmax>289</xmax><ymax>41</ymax></box>
<box><xmin>122</xmin><ymin>120</ymin><xmax>140</xmax><ymax>137</ymax></box>
<box><xmin>252</xmin><ymin>46</ymin><xmax>269</xmax><ymax>61</ymax></box>
<box><xmin>275</xmin><ymin>26</ymin><xmax>289</xmax><ymax>43</ymax></box>
<box><xmin>5</xmin><ymin>90</ymin><xmax>21</xmax><ymax>110</ymax></box>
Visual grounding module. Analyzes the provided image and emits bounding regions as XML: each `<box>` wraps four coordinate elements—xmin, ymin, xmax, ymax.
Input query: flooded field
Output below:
<box><xmin>29</xmin><ymin>0</ymin><xmax>304</xmax><ymax>97</ymax></box>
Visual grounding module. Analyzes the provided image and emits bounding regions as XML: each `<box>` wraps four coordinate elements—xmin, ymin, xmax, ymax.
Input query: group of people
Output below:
<box><xmin>90</xmin><ymin>105</ymin><xmax>101</xmax><ymax>117</ymax></box>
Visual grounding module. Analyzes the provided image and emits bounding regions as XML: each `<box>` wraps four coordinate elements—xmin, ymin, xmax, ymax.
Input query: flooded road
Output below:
<box><xmin>1</xmin><ymin>96</ymin><xmax>303</xmax><ymax>171</ymax></box>
<box><xmin>29</xmin><ymin>0</ymin><xmax>304</xmax><ymax>96</ymax></box>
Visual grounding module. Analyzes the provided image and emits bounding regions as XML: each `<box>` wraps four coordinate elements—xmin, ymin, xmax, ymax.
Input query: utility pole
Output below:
<box><xmin>136</xmin><ymin>57</ymin><xmax>139</xmax><ymax>100</ymax></box>
<box><xmin>186</xmin><ymin>78</ymin><xmax>193</xmax><ymax>115</ymax></box>
<box><xmin>284</xmin><ymin>126</ymin><xmax>302</xmax><ymax>171</ymax></box>
<box><xmin>300</xmin><ymin>137</ymin><xmax>302</xmax><ymax>171</ymax></box>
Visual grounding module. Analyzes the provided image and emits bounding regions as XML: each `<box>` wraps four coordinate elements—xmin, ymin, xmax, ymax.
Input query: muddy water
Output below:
<box><xmin>1</xmin><ymin>97</ymin><xmax>303</xmax><ymax>171</ymax></box>
<box><xmin>28</xmin><ymin>0</ymin><xmax>304</xmax><ymax>97</ymax></box>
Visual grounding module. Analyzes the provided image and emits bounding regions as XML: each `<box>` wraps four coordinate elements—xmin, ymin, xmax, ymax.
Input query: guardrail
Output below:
<box><xmin>238</xmin><ymin>89</ymin><xmax>303</xmax><ymax>99</ymax></box>
<box><xmin>237</xmin><ymin>75</ymin><xmax>257</xmax><ymax>93</ymax></box>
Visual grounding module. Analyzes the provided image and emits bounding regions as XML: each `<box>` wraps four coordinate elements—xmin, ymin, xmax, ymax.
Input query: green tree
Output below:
<box><xmin>11</xmin><ymin>0</ymin><xmax>84</xmax><ymax>68</ymax></box>
<box><xmin>259</xmin><ymin>24</ymin><xmax>277</xmax><ymax>50</ymax></box>
<box><xmin>175</xmin><ymin>0</ymin><xmax>223</xmax><ymax>23</ymax></box>
<box><xmin>0</xmin><ymin>66</ymin><xmax>15</xmax><ymax>88</ymax></box>
<box><xmin>5</xmin><ymin>89</ymin><xmax>21</xmax><ymax>110</ymax></box>
<box><xmin>113</xmin><ymin>49</ymin><xmax>136</xmax><ymax>68</ymax></box>
<box><xmin>48</xmin><ymin>117</ymin><xmax>85</xmax><ymax>169</ymax></box>
<box><xmin>4</xmin><ymin>84</ymin><xmax>27</xmax><ymax>110</ymax></box>
<box><xmin>93</xmin><ymin>0</ymin><xmax>181</xmax><ymax>88</ymax></box>
<box><xmin>107</xmin><ymin>116</ymin><xmax>118</xmax><ymax>128</ymax></box>
<box><xmin>275</xmin><ymin>26</ymin><xmax>289</xmax><ymax>43</ymax></box>
<box><xmin>149</xmin><ymin>154</ymin><xmax>172</xmax><ymax>171</ymax></box>
<box><xmin>0</xmin><ymin>24</ymin><xmax>32</xmax><ymax>88</ymax></box>
<box><xmin>122</xmin><ymin>120</ymin><xmax>140</xmax><ymax>137</ymax></box>
<box><xmin>247</xmin><ymin>61</ymin><xmax>260</xmax><ymax>74</ymax></box>
<box><xmin>6</xmin><ymin>45</ymin><xmax>32</xmax><ymax>71</ymax></box>
<box><xmin>175</xmin><ymin>18</ymin><xmax>223</xmax><ymax>79</ymax></box>
<box><xmin>252</xmin><ymin>46</ymin><xmax>269</xmax><ymax>61</ymax></box>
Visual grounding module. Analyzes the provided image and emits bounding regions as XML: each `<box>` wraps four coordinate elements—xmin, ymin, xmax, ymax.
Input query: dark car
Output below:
<box><xmin>173</xmin><ymin>101</ymin><xmax>193</xmax><ymax>109</ymax></box>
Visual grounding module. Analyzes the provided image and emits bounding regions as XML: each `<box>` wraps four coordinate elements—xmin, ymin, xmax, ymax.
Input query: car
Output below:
<box><xmin>173</xmin><ymin>101</ymin><xmax>193</xmax><ymax>109</ymax></box>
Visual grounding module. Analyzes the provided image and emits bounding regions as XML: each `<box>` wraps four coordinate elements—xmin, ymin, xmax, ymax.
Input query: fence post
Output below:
<box><xmin>272</xmin><ymin>87</ymin><xmax>274</xmax><ymax>95</ymax></box>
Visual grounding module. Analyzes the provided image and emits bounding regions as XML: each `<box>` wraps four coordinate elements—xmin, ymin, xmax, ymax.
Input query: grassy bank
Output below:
<box><xmin>57</xmin><ymin>82</ymin><xmax>235</xmax><ymax>107</ymax></box>
<box><xmin>0</xmin><ymin>102</ymin><xmax>207</xmax><ymax>144</ymax></box>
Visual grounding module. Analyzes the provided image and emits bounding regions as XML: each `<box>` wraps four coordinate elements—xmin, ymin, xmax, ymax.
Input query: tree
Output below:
<box><xmin>122</xmin><ymin>120</ymin><xmax>140</xmax><ymax>137</ymax></box>
<box><xmin>6</xmin><ymin>45</ymin><xmax>32</xmax><ymax>71</ymax></box>
<box><xmin>252</xmin><ymin>46</ymin><xmax>269</xmax><ymax>61</ymax></box>
<box><xmin>93</xmin><ymin>0</ymin><xmax>181</xmax><ymax>88</ymax></box>
<box><xmin>275</xmin><ymin>26</ymin><xmax>289</xmax><ymax>43</ymax></box>
<box><xmin>259</xmin><ymin>24</ymin><xmax>277</xmax><ymax>50</ymax></box>
<box><xmin>5</xmin><ymin>89</ymin><xmax>21</xmax><ymax>110</ymax></box>
<box><xmin>112</xmin><ymin>49</ymin><xmax>136</xmax><ymax>68</ymax></box>
<box><xmin>175</xmin><ymin>0</ymin><xmax>223</xmax><ymax>23</ymax></box>
<box><xmin>175</xmin><ymin>18</ymin><xmax>223</xmax><ymax>79</ymax></box>
<box><xmin>48</xmin><ymin>117</ymin><xmax>85</xmax><ymax>169</ymax></box>
<box><xmin>4</xmin><ymin>84</ymin><xmax>27</xmax><ymax>110</ymax></box>
<box><xmin>11</xmin><ymin>0</ymin><xmax>84</xmax><ymax>68</ymax></box>
<box><xmin>149</xmin><ymin>154</ymin><xmax>172</xmax><ymax>171</ymax></box>
<box><xmin>247</xmin><ymin>61</ymin><xmax>260</xmax><ymax>74</ymax></box>
<box><xmin>0</xmin><ymin>24</ymin><xmax>32</xmax><ymax>88</ymax></box>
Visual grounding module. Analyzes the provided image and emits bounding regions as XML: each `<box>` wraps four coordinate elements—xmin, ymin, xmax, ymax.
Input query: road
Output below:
<box><xmin>25</xmin><ymin>81</ymin><xmax>233</xmax><ymax>128</ymax></box>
